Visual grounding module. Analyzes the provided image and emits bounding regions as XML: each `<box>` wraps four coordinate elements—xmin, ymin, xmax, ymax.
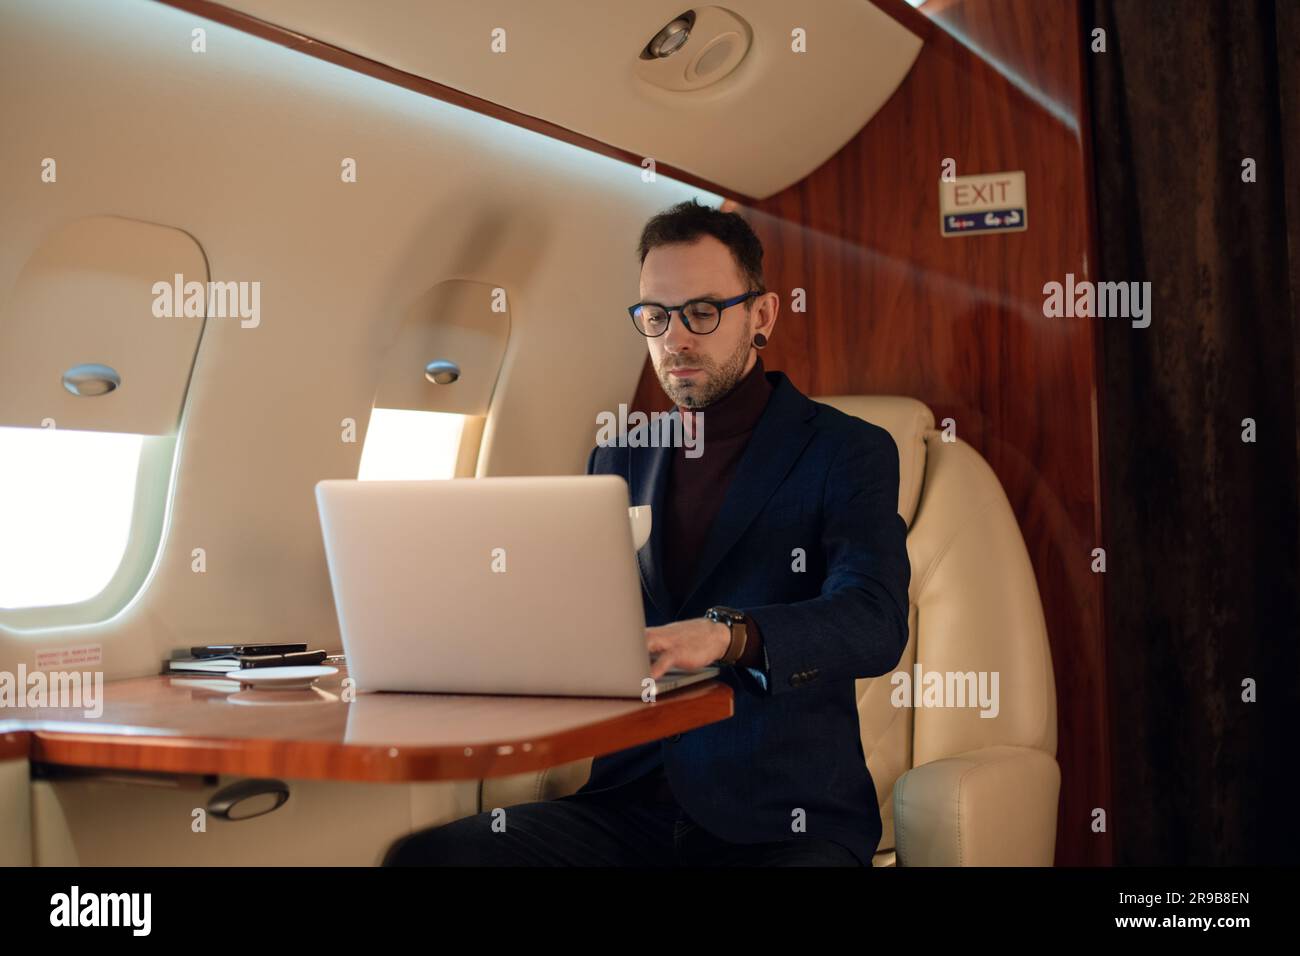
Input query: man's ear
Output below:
<box><xmin>756</xmin><ymin>290</ymin><xmax>779</xmax><ymax>338</ymax></box>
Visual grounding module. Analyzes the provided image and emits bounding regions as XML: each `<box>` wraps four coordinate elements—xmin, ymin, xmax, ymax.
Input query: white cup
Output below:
<box><xmin>628</xmin><ymin>505</ymin><xmax>652</xmax><ymax>550</ymax></box>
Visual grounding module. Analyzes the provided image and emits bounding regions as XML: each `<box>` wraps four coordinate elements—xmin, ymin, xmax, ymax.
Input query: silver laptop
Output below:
<box><xmin>314</xmin><ymin>475</ymin><xmax>717</xmax><ymax>698</ymax></box>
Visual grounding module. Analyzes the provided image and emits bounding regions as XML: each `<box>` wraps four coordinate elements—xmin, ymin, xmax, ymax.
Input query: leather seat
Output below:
<box><xmin>481</xmin><ymin>396</ymin><xmax>1060</xmax><ymax>866</ymax></box>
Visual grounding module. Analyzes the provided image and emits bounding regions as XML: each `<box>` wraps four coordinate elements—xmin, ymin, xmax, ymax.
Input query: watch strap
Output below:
<box><xmin>708</xmin><ymin>607</ymin><xmax>748</xmax><ymax>665</ymax></box>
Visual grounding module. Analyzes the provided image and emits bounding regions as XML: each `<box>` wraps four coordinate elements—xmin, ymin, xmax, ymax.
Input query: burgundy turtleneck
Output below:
<box><xmin>661</xmin><ymin>354</ymin><xmax>772</xmax><ymax>672</ymax></box>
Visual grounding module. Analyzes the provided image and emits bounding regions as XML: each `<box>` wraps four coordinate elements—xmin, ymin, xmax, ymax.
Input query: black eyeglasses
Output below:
<box><xmin>627</xmin><ymin>290</ymin><xmax>761</xmax><ymax>337</ymax></box>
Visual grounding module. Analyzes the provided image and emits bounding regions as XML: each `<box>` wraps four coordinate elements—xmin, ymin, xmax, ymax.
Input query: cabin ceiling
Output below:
<box><xmin>203</xmin><ymin>0</ymin><xmax>925</xmax><ymax>199</ymax></box>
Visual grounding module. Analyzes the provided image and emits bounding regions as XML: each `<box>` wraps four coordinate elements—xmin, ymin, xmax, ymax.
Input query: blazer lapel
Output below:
<box><xmin>675</xmin><ymin>372</ymin><xmax>817</xmax><ymax>616</ymax></box>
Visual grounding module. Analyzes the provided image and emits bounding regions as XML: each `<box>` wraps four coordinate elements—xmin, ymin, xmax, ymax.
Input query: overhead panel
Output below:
<box><xmin>206</xmin><ymin>0</ymin><xmax>925</xmax><ymax>199</ymax></box>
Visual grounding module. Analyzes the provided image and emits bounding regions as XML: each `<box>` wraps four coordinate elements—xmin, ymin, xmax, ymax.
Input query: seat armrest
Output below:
<box><xmin>894</xmin><ymin>745</ymin><xmax>1059</xmax><ymax>866</ymax></box>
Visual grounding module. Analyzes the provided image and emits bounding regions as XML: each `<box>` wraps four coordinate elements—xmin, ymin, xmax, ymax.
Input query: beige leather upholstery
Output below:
<box><xmin>481</xmin><ymin>396</ymin><xmax>1060</xmax><ymax>866</ymax></box>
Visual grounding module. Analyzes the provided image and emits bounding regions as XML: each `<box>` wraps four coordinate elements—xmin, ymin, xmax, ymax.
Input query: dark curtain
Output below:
<box><xmin>1085</xmin><ymin>0</ymin><xmax>1300</xmax><ymax>864</ymax></box>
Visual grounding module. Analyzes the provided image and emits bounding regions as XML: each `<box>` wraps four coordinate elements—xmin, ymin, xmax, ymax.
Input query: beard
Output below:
<box><xmin>657</xmin><ymin>315</ymin><xmax>753</xmax><ymax>409</ymax></box>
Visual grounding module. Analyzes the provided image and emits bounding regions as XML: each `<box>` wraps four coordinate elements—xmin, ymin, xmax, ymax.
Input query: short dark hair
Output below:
<box><xmin>637</xmin><ymin>199</ymin><xmax>766</xmax><ymax>301</ymax></box>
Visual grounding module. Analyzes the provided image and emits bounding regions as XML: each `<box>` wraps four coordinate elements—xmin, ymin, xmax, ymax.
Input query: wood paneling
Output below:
<box><xmin>633</xmin><ymin>0</ymin><xmax>1108</xmax><ymax>866</ymax></box>
<box><xmin>0</xmin><ymin>732</ymin><xmax>29</xmax><ymax>761</ymax></box>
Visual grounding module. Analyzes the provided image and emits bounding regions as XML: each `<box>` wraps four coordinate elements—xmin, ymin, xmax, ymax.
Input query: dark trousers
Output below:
<box><xmin>382</xmin><ymin>768</ymin><xmax>862</xmax><ymax>867</ymax></box>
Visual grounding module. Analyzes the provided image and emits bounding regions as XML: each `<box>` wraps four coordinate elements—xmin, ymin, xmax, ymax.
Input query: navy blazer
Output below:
<box><xmin>575</xmin><ymin>369</ymin><xmax>911</xmax><ymax>865</ymax></box>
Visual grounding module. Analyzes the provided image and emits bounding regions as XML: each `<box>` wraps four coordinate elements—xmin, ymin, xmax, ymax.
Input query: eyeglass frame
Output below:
<box><xmin>626</xmin><ymin>290</ymin><xmax>762</xmax><ymax>337</ymax></box>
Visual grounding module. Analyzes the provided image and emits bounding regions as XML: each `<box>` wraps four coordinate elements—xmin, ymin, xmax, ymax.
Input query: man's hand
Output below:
<box><xmin>646</xmin><ymin>618</ymin><xmax>731</xmax><ymax>680</ymax></box>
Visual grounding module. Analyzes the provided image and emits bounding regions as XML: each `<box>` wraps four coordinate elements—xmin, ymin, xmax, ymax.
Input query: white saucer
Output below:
<box><xmin>227</xmin><ymin>687</ymin><xmax>339</xmax><ymax>706</ymax></box>
<box><xmin>223</xmin><ymin>665</ymin><xmax>338</xmax><ymax>689</ymax></box>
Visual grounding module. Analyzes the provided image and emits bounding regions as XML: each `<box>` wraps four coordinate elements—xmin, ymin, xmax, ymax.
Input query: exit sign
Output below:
<box><xmin>940</xmin><ymin>170</ymin><xmax>1028</xmax><ymax>236</ymax></box>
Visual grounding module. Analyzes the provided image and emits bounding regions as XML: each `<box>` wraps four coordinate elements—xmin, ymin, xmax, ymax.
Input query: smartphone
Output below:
<box><xmin>191</xmin><ymin>642</ymin><xmax>308</xmax><ymax>658</ymax></box>
<box><xmin>236</xmin><ymin>650</ymin><xmax>328</xmax><ymax>669</ymax></box>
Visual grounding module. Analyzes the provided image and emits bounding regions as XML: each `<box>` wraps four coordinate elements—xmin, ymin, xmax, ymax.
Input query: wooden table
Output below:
<box><xmin>0</xmin><ymin>668</ymin><xmax>733</xmax><ymax>782</ymax></box>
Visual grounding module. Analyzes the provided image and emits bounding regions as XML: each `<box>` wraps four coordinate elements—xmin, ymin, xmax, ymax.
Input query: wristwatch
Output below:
<box><xmin>705</xmin><ymin>606</ymin><xmax>748</xmax><ymax>665</ymax></box>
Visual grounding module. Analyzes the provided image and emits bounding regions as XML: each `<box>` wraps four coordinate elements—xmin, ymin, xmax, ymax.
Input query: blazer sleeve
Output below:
<box><xmin>742</xmin><ymin>424</ymin><xmax>910</xmax><ymax>696</ymax></box>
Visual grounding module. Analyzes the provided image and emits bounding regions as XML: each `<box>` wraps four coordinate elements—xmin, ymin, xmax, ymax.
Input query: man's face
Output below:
<box><xmin>639</xmin><ymin>235</ymin><xmax>762</xmax><ymax>409</ymax></box>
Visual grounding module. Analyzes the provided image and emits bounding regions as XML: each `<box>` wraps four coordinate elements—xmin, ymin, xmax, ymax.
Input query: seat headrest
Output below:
<box><xmin>811</xmin><ymin>395</ymin><xmax>934</xmax><ymax>527</ymax></box>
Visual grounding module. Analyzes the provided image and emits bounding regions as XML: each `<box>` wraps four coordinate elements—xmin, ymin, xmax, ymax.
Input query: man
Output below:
<box><xmin>384</xmin><ymin>199</ymin><xmax>910</xmax><ymax>866</ymax></box>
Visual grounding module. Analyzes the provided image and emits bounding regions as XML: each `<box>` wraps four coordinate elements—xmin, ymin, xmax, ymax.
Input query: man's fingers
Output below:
<box><xmin>649</xmin><ymin>650</ymin><xmax>674</xmax><ymax>680</ymax></box>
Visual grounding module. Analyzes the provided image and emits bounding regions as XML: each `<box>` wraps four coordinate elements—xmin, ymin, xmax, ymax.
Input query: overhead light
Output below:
<box><xmin>635</xmin><ymin>7</ymin><xmax>751</xmax><ymax>91</ymax></box>
<box><xmin>424</xmin><ymin>359</ymin><xmax>460</xmax><ymax>385</ymax></box>
<box><xmin>62</xmin><ymin>363</ymin><xmax>121</xmax><ymax>396</ymax></box>
<box><xmin>643</xmin><ymin>12</ymin><xmax>695</xmax><ymax>59</ymax></box>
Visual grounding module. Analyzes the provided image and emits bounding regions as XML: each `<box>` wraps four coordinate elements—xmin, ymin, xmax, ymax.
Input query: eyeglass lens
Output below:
<box><xmin>634</xmin><ymin>301</ymin><xmax>720</xmax><ymax>335</ymax></box>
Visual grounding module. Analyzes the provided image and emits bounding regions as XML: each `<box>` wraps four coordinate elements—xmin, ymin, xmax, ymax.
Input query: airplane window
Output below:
<box><xmin>0</xmin><ymin>425</ymin><xmax>143</xmax><ymax>609</ymax></box>
<box><xmin>357</xmin><ymin>408</ymin><xmax>466</xmax><ymax>481</ymax></box>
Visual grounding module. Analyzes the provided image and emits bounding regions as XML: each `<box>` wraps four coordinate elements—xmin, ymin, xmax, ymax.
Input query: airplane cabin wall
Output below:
<box><xmin>0</xmin><ymin>0</ymin><xmax>710</xmax><ymax>674</ymax></box>
<box><xmin>1</xmin><ymin>0</ymin><xmax>1110</xmax><ymax>870</ymax></box>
